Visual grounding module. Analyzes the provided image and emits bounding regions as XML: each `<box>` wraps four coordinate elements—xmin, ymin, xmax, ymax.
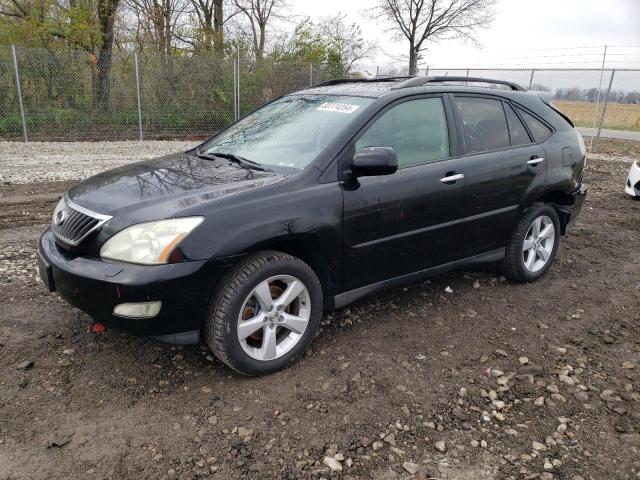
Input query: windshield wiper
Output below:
<box><xmin>198</xmin><ymin>152</ymin><xmax>269</xmax><ymax>172</ymax></box>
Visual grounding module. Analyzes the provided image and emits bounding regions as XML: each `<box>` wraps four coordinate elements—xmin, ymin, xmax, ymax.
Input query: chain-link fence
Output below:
<box><xmin>2</xmin><ymin>45</ymin><xmax>640</xmax><ymax>142</ymax></box>
<box><xmin>0</xmin><ymin>45</ymin><xmax>343</xmax><ymax>142</ymax></box>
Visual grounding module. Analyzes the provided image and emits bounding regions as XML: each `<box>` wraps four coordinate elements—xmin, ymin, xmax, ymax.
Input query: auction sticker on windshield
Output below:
<box><xmin>317</xmin><ymin>102</ymin><xmax>360</xmax><ymax>114</ymax></box>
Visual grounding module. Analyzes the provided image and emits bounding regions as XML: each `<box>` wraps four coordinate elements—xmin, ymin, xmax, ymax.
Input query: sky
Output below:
<box><xmin>287</xmin><ymin>0</ymin><xmax>640</xmax><ymax>71</ymax></box>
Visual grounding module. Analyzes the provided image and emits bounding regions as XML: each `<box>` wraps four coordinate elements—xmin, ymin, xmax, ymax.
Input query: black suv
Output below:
<box><xmin>38</xmin><ymin>76</ymin><xmax>587</xmax><ymax>375</ymax></box>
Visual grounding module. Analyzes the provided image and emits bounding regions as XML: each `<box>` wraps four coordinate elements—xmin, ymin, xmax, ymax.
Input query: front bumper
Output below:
<box><xmin>37</xmin><ymin>229</ymin><xmax>230</xmax><ymax>339</ymax></box>
<box><xmin>624</xmin><ymin>162</ymin><xmax>640</xmax><ymax>198</ymax></box>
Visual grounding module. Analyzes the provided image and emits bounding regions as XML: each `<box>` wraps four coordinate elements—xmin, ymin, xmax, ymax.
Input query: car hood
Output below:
<box><xmin>67</xmin><ymin>152</ymin><xmax>287</xmax><ymax>216</ymax></box>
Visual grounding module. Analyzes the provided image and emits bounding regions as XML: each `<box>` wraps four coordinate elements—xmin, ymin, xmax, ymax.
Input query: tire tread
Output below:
<box><xmin>205</xmin><ymin>250</ymin><xmax>311</xmax><ymax>374</ymax></box>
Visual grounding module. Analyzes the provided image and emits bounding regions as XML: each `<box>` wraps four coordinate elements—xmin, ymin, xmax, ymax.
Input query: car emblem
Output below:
<box><xmin>54</xmin><ymin>210</ymin><xmax>66</xmax><ymax>226</ymax></box>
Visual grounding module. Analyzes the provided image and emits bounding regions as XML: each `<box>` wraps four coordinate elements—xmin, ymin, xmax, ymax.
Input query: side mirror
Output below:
<box><xmin>351</xmin><ymin>147</ymin><xmax>398</xmax><ymax>178</ymax></box>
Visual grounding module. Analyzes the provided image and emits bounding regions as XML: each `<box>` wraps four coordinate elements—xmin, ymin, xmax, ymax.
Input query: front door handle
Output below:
<box><xmin>440</xmin><ymin>173</ymin><xmax>464</xmax><ymax>184</ymax></box>
<box><xmin>527</xmin><ymin>157</ymin><xmax>545</xmax><ymax>166</ymax></box>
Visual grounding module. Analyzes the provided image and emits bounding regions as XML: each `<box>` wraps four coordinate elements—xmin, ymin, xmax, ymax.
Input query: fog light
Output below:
<box><xmin>113</xmin><ymin>301</ymin><xmax>162</xmax><ymax>318</ymax></box>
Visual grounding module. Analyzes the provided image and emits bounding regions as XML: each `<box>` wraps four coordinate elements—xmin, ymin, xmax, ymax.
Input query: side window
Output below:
<box><xmin>454</xmin><ymin>97</ymin><xmax>510</xmax><ymax>154</ymax></box>
<box><xmin>517</xmin><ymin>107</ymin><xmax>553</xmax><ymax>143</ymax></box>
<box><xmin>505</xmin><ymin>104</ymin><xmax>532</xmax><ymax>146</ymax></box>
<box><xmin>355</xmin><ymin>98</ymin><xmax>449</xmax><ymax>168</ymax></box>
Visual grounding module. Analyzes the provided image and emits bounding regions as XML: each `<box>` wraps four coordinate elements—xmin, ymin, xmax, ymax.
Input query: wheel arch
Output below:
<box><xmin>240</xmin><ymin>235</ymin><xmax>338</xmax><ymax>310</ymax></box>
<box><xmin>531</xmin><ymin>189</ymin><xmax>574</xmax><ymax>235</ymax></box>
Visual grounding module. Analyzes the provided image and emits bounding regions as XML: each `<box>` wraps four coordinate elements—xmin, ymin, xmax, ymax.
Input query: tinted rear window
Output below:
<box><xmin>517</xmin><ymin>107</ymin><xmax>553</xmax><ymax>143</ymax></box>
<box><xmin>454</xmin><ymin>97</ymin><xmax>510</xmax><ymax>153</ymax></box>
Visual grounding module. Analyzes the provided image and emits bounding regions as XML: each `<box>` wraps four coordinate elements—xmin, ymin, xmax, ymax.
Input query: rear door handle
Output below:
<box><xmin>527</xmin><ymin>157</ymin><xmax>545</xmax><ymax>166</ymax></box>
<box><xmin>440</xmin><ymin>173</ymin><xmax>464</xmax><ymax>184</ymax></box>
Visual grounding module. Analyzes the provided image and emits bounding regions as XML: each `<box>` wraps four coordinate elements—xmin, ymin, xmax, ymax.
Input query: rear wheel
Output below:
<box><xmin>205</xmin><ymin>251</ymin><xmax>322</xmax><ymax>375</ymax></box>
<box><xmin>501</xmin><ymin>203</ymin><xmax>560</xmax><ymax>282</ymax></box>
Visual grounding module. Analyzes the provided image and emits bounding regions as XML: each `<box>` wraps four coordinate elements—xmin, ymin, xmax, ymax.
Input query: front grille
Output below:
<box><xmin>51</xmin><ymin>198</ymin><xmax>112</xmax><ymax>246</ymax></box>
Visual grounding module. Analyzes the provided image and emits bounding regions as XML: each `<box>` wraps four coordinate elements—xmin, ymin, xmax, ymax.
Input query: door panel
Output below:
<box><xmin>452</xmin><ymin>95</ymin><xmax>547</xmax><ymax>257</ymax></box>
<box><xmin>461</xmin><ymin>145</ymin><xmax>545</xmax><ymax>256</ymax></box>
<box><xmin>343</xmin><ymin>157</ymin><xmax>467</xmax><ymax>291</ymax></box>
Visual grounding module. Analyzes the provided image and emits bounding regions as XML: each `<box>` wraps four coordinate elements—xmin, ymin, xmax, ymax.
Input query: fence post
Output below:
<box><xmin>11</xmin><ymin>44</ymin><xmax>28</xmax><ymax>143</ymax></box>
<box><xmin>596</xmin><ymin>69</ymin><xmax>615</xmax><ymax>139</ymax></box>
<box><xmin>233</xmin><ymin>61</ymin><xmax>238</xmax><ymax>121</ymax></box>
<box><xmin>236</xmin><ymin>51</ymin><xmax>241</xmax><ymax>119</ymax></box>
<box><xmin>134</xmin><ymin>52</ymin><xmax>143</xmax><ymax>141</ymax></box>
<box><xmin>425</xmin><ymin>66</ymin><xmax>429</xmax><ymax>77</ymax></box>
<box><xmin>309</xmin><ymin>63</ymin><xmax>313</xmax><ymax>86</ymax></box>
<box><xmin>528</xmin><ymin>69</ymin><xmax>535</xmax><ymax>89</ymax></box>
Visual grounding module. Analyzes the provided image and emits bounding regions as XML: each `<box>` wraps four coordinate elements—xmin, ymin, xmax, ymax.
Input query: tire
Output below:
<box><xmin>204</xmin><ymin>250</ymin><xmax>322</xmax><ymax>375</ymax></box>
<box><xmin>501</xmin><ymin>203</ymin><xmax>561</xmax><ymax>283</ymax></box>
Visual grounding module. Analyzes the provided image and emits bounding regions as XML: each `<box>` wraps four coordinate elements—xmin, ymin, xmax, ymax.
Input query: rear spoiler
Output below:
<box><xmin>540</xmin><ymin>96</ymin><xmax>574</xmax><ymax>127</ymax></box>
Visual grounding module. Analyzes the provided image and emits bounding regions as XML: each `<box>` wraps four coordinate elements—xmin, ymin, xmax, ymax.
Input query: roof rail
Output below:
<box><xmin>391</xmin><ymin>76</ymin><xmax>526</xmax><ymax>91</ymax></box>
<box><xmin>306</xmin><ymin>76</ymin><xmax>411</xmax><ymax>89</ymax></box>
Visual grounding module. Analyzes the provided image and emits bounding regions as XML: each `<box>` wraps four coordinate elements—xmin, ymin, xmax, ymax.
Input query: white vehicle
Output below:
<box><xmin>625</xmin><ymin>160</ymin><xmax>640</xmax><ymax>198</ymax></box>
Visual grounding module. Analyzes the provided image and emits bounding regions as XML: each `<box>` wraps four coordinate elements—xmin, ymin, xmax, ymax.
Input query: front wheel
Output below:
<box><xmin>204</xmin><ymin>251</ymin><xmax>322</xmax><ymax>375</ymax></box>
<box><xmin>501</xmin><ymin>203</ymin><xmax>561</xmax><ymax>282</ymax></box>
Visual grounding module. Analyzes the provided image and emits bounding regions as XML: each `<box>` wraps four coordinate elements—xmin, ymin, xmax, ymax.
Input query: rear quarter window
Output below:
<box><xmin>517</xmin><ymin>107</ymin><xmax>553</xmax><ymax>143</ymax></box>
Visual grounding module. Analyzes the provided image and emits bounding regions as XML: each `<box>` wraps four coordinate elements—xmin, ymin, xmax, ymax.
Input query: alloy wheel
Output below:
<box><xmin>237</xmin><ymin>275</ymin><xmax>311</xmax><ymax>361</ymax></box>
<box><xmin>522</xmin><ymin>215</ymin><xmax>555</xmax><ymax>273</ymax></box>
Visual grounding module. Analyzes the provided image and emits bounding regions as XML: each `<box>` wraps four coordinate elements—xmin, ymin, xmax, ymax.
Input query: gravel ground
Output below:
<box><xmin>0</xmin><ymin>141</ymin><xmax>196</xmax><ymax>184</ymax></box>
<box><xmin>0</xmin><ymin>141</ymin><xmax>639</xmax><ymax>480</ymax></box>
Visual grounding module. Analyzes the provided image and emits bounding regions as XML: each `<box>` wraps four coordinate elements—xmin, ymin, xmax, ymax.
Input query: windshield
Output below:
<box><xmin>200</xmin><ymin>94</ymin><xmax>374</xmax><ymax>170</ymax></box>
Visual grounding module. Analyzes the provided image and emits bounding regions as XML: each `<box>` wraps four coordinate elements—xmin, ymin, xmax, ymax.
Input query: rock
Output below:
<box><xmin>558</xmin><ymin>374</ymin><xmax>575</xmax><ymax>385</ymax></box>
<box><xmin>383</xmin><ymin>433</ymin><xmax>396</xmax><ymax>445</ymax></box>
<box><xmin>403</xmin><ymin>461</ymin><xmax>419</xmax><ymax>474</ymax></box>
<box><xmin>534</xmin><ymin>396</ymin><xmax>545</xmax><ymax>407</ymax></box>
<box><xmin>480</xmin><ymin>440</ymin><xmax>487</xmax><ymax>448</ymax></box>
<box><xmin>237</xmin><ymin>427</ymin><xmax>253</xmax><ymax>438</ymax></box>
<box><xmin>556</xmin><ymin>347</ymin><xmax>567</xmax><ymax>354</ymax></box>
<box><xmin>62</xmin><ymin>348</ymin><xmax>74</xmax><ymax>355</ymax></box>
<box><xmin>546</xmin><ymin>384</ymin><xmax>559</xmax><ymax>394</ymax></box>
<box><xmin>16</xmin><ymin>360</ymin><xmax>34</xmax><ymax>370</ymax></box>
<box><xmin>495</xmin><ymin>349</ymin><xmax>509</xmax><ymax>357</ymax></box>
<box><xmin>544</xmin><ymin>459</ymin><xmax>553</xmax><ymax>470</ymax></box>
<box><xmin>492</xmin><ymin>400</ymin><xmax>506</xmax><ymax>410</ymax></box>
<box><xmin>574</xmin><ymin>391</ymin><xmax>589</xmax><ymax>403</ymax></box>
<box><xmin>519</xmin><ymin>357</ymin><xmax>529</xmax><ymax>365</ymax></box>
<box><xmin>372</xmin><ymin>441</ymin><xmax>384</xmax><ymax>451</ymax></box>
<box><xmin>323</xmin><ymin>456</ymin><xmax>342</xmax><ymax>472</ymax></box>
<box><xmin>334</xmin><ymin>453</ymin><xmax>345</xmax><ymax>461</ymax></box>
<box><xmin>551</xmin><ymin>393</ymin><xmax>567</xmax><ymax>403</ymax></box>
<box><xmin>434</xmin><ymin>441</ymin><xmax>447</xmax><ymax>453</ymax></box>
<box><xmin>458</xmin><ymin>387</ymin><xmax>467</xmax><ymax>398</ymax></box>
<box><xmin>361</xmin><ymin>436</ymin><xmax>371</xmax><ymax>448</ymax></box>
<box><xmin>532</xmin><ymin>441</ymin><xmax>547</xmax><ymax>451</ymax></box>
<box><xmin>470</xmin><ymin>440</ymin><xmax>479</xmax><ymax>447</ymax></box>
<box><xmin>444</xmin><ymin>286</ymin><xmax>453</xmax><ymax>293</ymax></box>
<box><xmin>622</xmin><ymin>361</ymin><xmax>635</xmax><ymax>369</ymax></box>
<box><xmin>599</xmin><ymin>389</ymin><xmax>620</xmax><ymax>403</ymax></box>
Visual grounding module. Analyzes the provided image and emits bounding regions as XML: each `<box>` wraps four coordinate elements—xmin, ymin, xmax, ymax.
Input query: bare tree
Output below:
<box><xmin>319</xmin><ymin>13</ymin><xmax>376</xmax><ymax>74</ymax></box>
<box><xmin>125</xmin><ymin>0</ymin><xmax>189</xmax><ymax>55</ymax></box>
<box><xmin>372</xmin><ymin>0</ymin><xmax>496</xmax><ymax>75</ymax></box>
<box><xmin>189</xmin><ymin>0</ymin><xmax>225</xmax><ymax>53</ymax></box>
<box><xmin>233</xmin><ymin>0</ymin><xmax>287</xmax><ymax>62</ymax></box>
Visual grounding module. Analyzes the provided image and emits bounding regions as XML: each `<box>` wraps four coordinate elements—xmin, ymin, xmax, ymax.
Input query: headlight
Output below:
<box><xmin>100</xmin><ymin>217</ymin><xmax>204</xmax><ymax>265</ymax></box>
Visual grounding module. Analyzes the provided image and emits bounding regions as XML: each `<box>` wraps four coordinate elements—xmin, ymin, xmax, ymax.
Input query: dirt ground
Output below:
<box><xmin>0</xmin><ymin>140</ymin><xmax>639</xmax><ymax>480</ymax></box>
